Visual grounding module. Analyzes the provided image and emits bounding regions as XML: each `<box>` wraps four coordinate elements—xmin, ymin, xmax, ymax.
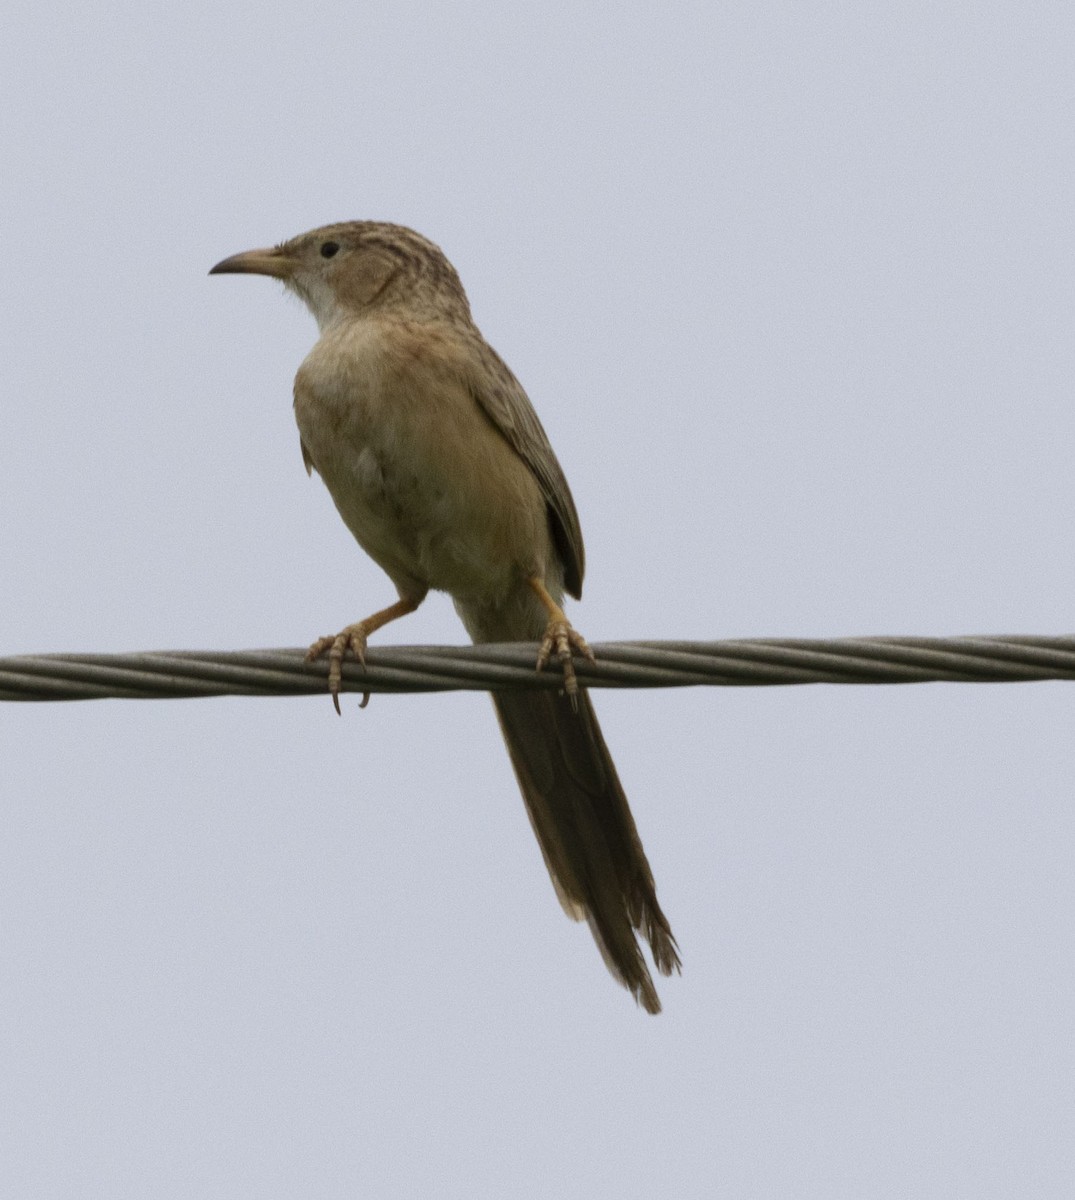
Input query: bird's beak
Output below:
<box><xmin>208</xmin><ymin>246</ymin><xmax>296</xmax><ymax>279</ymax></box>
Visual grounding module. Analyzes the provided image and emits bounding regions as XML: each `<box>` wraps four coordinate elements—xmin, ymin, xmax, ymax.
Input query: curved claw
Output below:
<box><xmin>536</xmin><ymin>619</ymin><xmax>596</xmax><ymax>711</ymax></box>
<box><xmin>306</xmin><ymin>625</ymin><xmax>372</xmax><ymax>712</ymax></box>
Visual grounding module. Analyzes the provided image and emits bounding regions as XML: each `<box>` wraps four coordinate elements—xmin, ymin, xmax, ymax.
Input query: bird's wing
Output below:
<box><xmin>466</xmin><ymin>338</ymin><xmax>586</xmax><ymax>598</ymax></box>
<box><xmin>299</xmin><ymin>436</ymin><xmax>316</xmax><ymax>476</ymax></box>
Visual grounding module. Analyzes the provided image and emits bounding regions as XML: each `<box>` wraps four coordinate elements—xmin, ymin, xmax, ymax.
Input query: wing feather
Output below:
<box><xmin>466</xmin><ymin>338</ymin><xmax>586</xmax><ymax>598</ymax></box>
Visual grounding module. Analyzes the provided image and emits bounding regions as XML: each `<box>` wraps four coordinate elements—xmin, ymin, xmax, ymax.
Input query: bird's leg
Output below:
<box><xmin>526</xmin><ymin>576</ymin><xmax>596</xmax><ymax>710</ymax></box>
<box><xmin>306</xmin><ymin>596</ymin><xmax>422</xmax><ymax>713</ymax></box>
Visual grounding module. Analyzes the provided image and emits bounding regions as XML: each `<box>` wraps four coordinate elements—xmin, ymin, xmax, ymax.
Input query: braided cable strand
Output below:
<box><xmin>4</xmin><ymin>635</ymin><xmax>1075</xmax><ymax>702</ymax></box>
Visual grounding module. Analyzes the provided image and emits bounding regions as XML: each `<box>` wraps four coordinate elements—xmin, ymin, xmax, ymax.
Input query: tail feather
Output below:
<box><xmin>492</xmin><ymin>688</ymin><xmax>679</xmax><ymax>1012</ymax></box>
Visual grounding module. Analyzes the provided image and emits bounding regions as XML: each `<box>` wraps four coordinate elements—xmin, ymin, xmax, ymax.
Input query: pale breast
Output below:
<box><xmin>293</xmin><ymin>317</ymin><xmax>553</xmax><ymax>603</ymax></box>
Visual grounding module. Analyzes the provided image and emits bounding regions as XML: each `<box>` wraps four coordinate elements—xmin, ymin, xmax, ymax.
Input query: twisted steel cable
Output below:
<box><xmin>4</xmin><ymin>634</ymin><xmax>1075</xmax><ymax>702</ymax></box>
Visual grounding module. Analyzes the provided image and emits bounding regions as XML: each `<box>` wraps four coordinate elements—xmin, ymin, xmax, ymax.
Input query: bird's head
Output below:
<box><xmin>209</xmin><ymin>221</ymin><xmax>471</xmax><ymax>330</ymax></box>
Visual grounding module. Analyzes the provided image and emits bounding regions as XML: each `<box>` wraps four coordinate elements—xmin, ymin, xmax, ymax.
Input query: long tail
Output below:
<box><xmin>492</xmin><ymin>687</ymin><xmax>680</xmax><ymax>1013</ymax></box>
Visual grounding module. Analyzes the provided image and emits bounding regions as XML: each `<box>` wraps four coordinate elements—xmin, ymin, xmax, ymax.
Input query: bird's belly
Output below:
<box><xmin>296</xmin><ymin>380</ymin><xmax>548</xmax><ymax>602</ymax></box>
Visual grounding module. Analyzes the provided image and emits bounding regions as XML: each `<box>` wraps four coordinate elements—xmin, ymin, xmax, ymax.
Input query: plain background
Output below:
<box><xmin>3</xmin><ymin>4</ymin><xmax>1074</xmax><ymax>1196</ymax></box>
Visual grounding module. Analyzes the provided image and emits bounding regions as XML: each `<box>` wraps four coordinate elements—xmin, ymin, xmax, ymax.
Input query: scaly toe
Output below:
<box><xmin>569</xmin><ymin>629</ymin><xmax>596</xmax><ymax>663</ymax></box>
<box><xmin>306</xmin><ymin>625</ymin><xmax>370</xmax><ymax>713</ymax></box>
<box><xmin>305</xmin><ymin>634</ymin><xmax>337</xmax><ymax>662</ymax></box>
<box><xmin>536</xmin><ymin>618</ymin><xmax>593</xmax><ymax>710</ymax></box>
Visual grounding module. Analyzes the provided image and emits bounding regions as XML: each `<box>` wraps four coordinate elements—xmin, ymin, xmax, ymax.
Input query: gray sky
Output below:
<box><xmin>3</xmin><ymin>3</ymin><xmax>1074</xmax><ymax>1196</ymax></box>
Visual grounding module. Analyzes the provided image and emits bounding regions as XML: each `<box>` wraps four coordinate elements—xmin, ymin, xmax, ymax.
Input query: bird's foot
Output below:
<box><xmin>536</xmin><ymin>617</ymin><xmax>596</xmax><ymax>710</ymax></box>
<box><xmin>306</xmin><ymin>623</ymin><xmax>373</xmax><ymax>714</ymax></box>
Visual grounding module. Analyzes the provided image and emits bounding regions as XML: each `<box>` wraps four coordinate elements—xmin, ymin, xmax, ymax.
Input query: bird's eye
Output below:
<box><xmin>320</xmin><ymin>241</ymin><xmax>340</xmax><ymax>258</ymax></box>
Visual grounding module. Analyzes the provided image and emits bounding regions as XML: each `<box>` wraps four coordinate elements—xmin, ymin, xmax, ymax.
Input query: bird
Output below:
<box><xmin>210</xmin><ymin>221</ymin><xmax>679</xmax><ymax>1011</ymax></box>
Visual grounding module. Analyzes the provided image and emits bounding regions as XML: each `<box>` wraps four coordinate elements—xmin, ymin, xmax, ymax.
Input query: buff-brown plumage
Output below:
<box><xmin>210</xmin><ymin>221</ymin><xmax>679</xmax><ymax>1011</ymax></box>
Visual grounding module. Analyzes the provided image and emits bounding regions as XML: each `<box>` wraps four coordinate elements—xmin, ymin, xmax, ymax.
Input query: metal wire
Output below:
<box><xmin>4</xmin><ymin>634</ymin><xmax>1075</xmax><ymax>702</ymax></box>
